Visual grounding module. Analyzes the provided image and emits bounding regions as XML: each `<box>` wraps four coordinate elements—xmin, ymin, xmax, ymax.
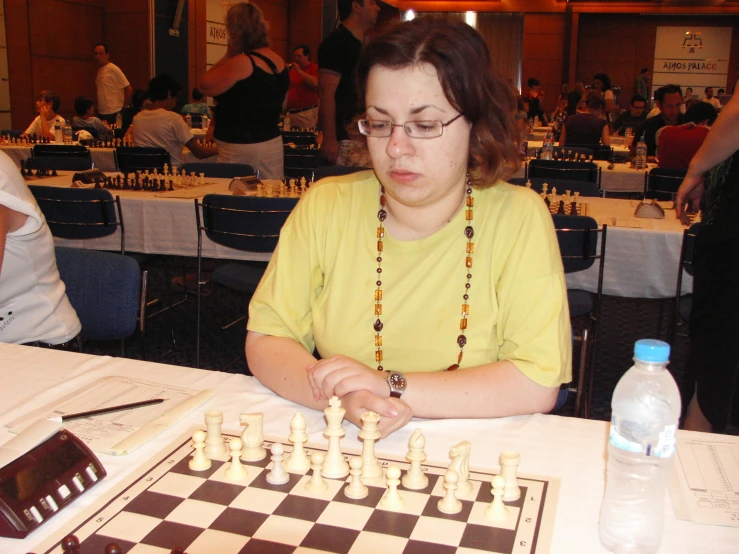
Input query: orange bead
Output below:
<box><xmin>377</xmin><ymin>227</ymin><xmax>385</xmax><ymax>238</ymax></box>
<box><xmin>374</xmin><ymin>290</ymin><xmax>382</xmax><ymax>301</ymax></box>
<box><xmin>375</xmin><ymin>303</ymin><xmax>382</xmax><ymax>315</ymax></box>
<box><xmin>462</xmin><ymin>304</ymin><xmax>469</xmax><ymax>316</ymax></box>
<box><xmin>375</xmin><ymin>350</ymin><xmax>383</xmax><ymax>362</ymax></box>
<box><xmin>466</xmin><ymin>242</ymin><xmax>474</xmax><ymax>254</ymax></box>
<box><xmin>377</xmin><ymin>241</ymin><xmax>383</xmax><ymax>252</ymax></box>
<box><xmin>460</xmin><ymin>318</ymin><xmax>467</xmax><ymax>330</ymax></box>
<box><xmin>465</xmin><ymin>256</ymin><xmax>473</xmax><ymax>268</ymax></box>
<box><xmin>375</xmin><ymin>335</ymin><xmax>383</xmax><ymax>346</ymax></box>
<box><xmin>466</xmin><ymin>196</ymin><xmax>474</xmax><ymax>207</ymax></box>
<box><xmin>466</xmin><ymin>209</ymin><xmax>473</xmax><ymax>220</ymax></box>
<box><xmin>457</xmin><ymin>351</ymin><xmax>464</xmax><ymax>364</ymax></box>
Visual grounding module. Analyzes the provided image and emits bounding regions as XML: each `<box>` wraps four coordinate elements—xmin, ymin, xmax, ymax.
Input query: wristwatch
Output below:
<box><xmin>386</xmin><ymin>371</ymin><xmax>407</xmax><ymax>398</ymax></box>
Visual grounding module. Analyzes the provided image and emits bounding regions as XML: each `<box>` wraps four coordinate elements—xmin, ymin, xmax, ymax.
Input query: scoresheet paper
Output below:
<box><xmin>5</xmin><ymin>376</ymin><xmax>214</xmax><ymax>455</ymax></box>
<box><xmin>669</xmin><ymin>436</ymin><xmax>739</xmax><ymax>527</ymax></box>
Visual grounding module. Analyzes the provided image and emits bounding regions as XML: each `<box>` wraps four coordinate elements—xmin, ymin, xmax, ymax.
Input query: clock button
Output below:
<box><xmin>57</xmin><ymin>484</ymin><xmax>71</xmax><ymax>500</ymax></box>
<box><xmin>29</xmin><ymin>505</ymin><xmax>43</xmax><ymax>523</ymax></box>
<box><xmin>45</xmin><ymin>495</ymin><xmax>59</xmax><ymax>511</ymax></box>
<box><xmin>85</xmin><ymin>466</ymin><xmax>99</xmax><ymax>482</ymax></box>
<box><xmin>72</xmin><ymin>475</ymin><xmax>84</xmax><ymax>492</ymax></box>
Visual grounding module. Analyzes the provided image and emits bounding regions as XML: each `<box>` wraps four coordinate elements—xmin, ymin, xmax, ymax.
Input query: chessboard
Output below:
<box><xmin>32</xmin><ymin>428</ymin><xmax>559</xmax><ymax>554</ymax></box>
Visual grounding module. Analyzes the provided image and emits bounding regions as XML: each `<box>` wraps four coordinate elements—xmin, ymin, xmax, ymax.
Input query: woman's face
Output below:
<box><xmin>364</xmin><ymin>63</ymin><xmax>472</xmax><ymax>210</ymax></box>
<box><xmin>593</xmin><ymin>78</ymin><xmax>604</xmax><ymax>91</ymax></box>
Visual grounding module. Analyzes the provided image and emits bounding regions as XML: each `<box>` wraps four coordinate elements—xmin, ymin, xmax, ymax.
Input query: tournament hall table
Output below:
<box><xmin>0</xmin><ymin>342</ymin><xmax>735</xmax><ymax>554</ymax></box>
<box><xmin>509</xmin><ymin>160</ymin><xmax>648</xmax><ymax>195</ymax></box>
<box><xmin>25</xmin><ymin>172</ymin><xmax>690</xmax><ymax>299</ymax></box>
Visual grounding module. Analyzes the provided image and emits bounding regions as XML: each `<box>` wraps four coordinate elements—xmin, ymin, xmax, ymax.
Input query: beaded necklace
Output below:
<box><xmin>373</xmin><ymin>180</ymin><xmax>475</xmax><ymax>372</ymax></box>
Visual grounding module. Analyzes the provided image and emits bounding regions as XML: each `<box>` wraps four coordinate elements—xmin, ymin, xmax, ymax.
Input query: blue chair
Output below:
<box><xmin>194</xmin><ymin>194</ymin><xmax>299</xmax><ymax>368</ymax></box>
<box><xmin>553</xmin><ymin>215</ymin><xmax>608</xmax><ymax>418</ymax></box>
<box><xmin>32</xmin><ymin>144</ymin><xmax>91</xmax><ymax>159</ymax></box>
<box><xmin>26</xmin><ymin>156</ymin><xmax>92</xmax><ymax>171</ymax></box>
<box><xmin>508</xmin><ymin>177</ymin><xmax>601</xmax><ymax>198</ymax></box>
<box><xmin>644</xmin><ymin>167</ymin><xmax>686</xmax><ymax>201</ymax></box>
<box><xmin>180</xmin><ymin>162</ymin><xmax>255</xmax><ymax>178</ymax></box>
<box><xmin>114</xmin><ymin>146</ymin><xmax>171</xmax><ymax>174</ymax></box>
<box><xmin>55</xmin><ymin>247</ymin><xmax>143</xmax><ymax>353</ymax></box>
<box><xmin>526</xmin><ymin>159</ymin><xmax>602</xmax><ymax>187</ymax></box>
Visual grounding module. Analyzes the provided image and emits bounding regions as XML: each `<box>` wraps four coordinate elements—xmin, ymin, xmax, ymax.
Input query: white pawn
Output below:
<box><xmin>379</xmin><ymin>465</ymin><xmax>404</xmax><ymax>510</ymax></box>
<box><xmin>225</xmin><ymin>438</ymin><xmax>247</xmax><ymax>481</ymax></box>
<box><xmin>437</xmin><ymin>469</ymin><xmax>463</xmax><ymax>514</ymax></box>
<box><xmin>266</xmin><ymin>443</ymin><xmax>290</xmax><ymax>485</ymax></box>
<box><xmin>344</xmin><ymin>457</ymin><xmax>368</xmax><ymax>500</ymax></box>
<box><xmin>285</xmin><ymin>411</ymin><xmax>310</xmax><ymax>472</ymax></box>
<box><xmin>305</xmin><ymin>452</ymin><xmax>328</xmax><ymax>492</ymax></box>
<box><xmin>499</xmin><ymin>451</ymin><xmax>521</xmax><ymax>502</ymax></box>
<box><xmin>188</xmin><ymin>430</ymin><xmax>211</xmax><ymax>471</ymax></box>
<box><xmin>485</xmin><ymin>475</ymin><xmax>509</xmax><ymax>521</ymax></box>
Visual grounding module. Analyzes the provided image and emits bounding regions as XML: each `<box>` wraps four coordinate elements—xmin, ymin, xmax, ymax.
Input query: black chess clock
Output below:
<box><xmin>0</xmin><ymin>430</ymin><xmax>106</xmax><ymax>538</ymax></box>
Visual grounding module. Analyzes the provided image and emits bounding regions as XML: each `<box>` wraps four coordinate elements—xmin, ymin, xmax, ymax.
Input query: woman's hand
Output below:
<box><xmin>306</xmin><ymin>355</ymin><xmax>387</xmax><ymax>400</ymax></box>
<box><xmin>342</xmin><ymin>390</ymin><xmax>412</xmax><ymax>438</ymax></box>
<box><xmin>675</xmin><ymin>173</ymin><xmax>705</xmax><ymax>224</ymax></box>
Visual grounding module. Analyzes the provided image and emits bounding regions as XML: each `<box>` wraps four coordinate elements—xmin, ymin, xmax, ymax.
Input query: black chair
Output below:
<box><xmin>526</xmin><ymin>159</ymin><xmax>602</xmax><ymax>188</ymax></box>
<box><xmin>508</xmin><ymin>177</ymin><xmax>601</xmax><ymax>198</ymax></box>
<box><xmin>284</xmin><ymin>147</ymin><xmax>326</xmax><ymax>179</ymax></box>
<box><xmin>282</xmin><ymin>131</ymin><xmax>318</xmax><ymax>147</ymax></box>
<box><xmin>553</xmin><ymin>215</ymin><xmax>608</xmax><ymax>418</ymax></box>
<box><xmin>194</xmin><ymin>194</ymin><xmax>299</xmax><ymax>368</ymax></box>
<box><xmin>541</xmin><ymin>145</ymin><xmax>593</xmax><ymax>160</ymax></box>
<box><xmin>25</xmin><ymin>156</ymin><xmax>92</xmax><ymax>171</ymax></box>
<box><xmin>180</xmin><ymin>162</ymin><xmax>255</xmax><ymax>178</ymax></box>
<box><xmin>32</xmin><ymin>144</ymin><xmax>91</xmax><ymax>160</ymax></box>
<box><xmin>644</xmin><ymin>167</ymin><xmax>687</xmax><ymax>201</ymax></box>
<box><xmin>115</xmin><ymin>146</ymin><xmax>171</xmax><ymax>174</ymax></box>
<box><xmin>55</xmin><ymin>247</ymin><xmax>143</xmax><ymax>349</ymax></box>
<box><xmin>667</xmin><ymin>222</ymin><xmax>701</xmax><ymax>347</ymax></box>
<box><xmin>312</xmin><ymin>165</ymin><xmax>371</xmax><ymax>181</ymax></box>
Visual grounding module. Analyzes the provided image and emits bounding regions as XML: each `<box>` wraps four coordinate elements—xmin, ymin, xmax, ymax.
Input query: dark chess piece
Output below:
<box><xmin>570</xmin><ymin>201</ymin><xmax>578</xmax><ymax>215</ymax></box>
<box><xmin>104</xmin><ymin>543</ymin><xmax>122</xmax><ymax>554</ymax></box>
<box><xmin>544</xmin><ymin>195</ymin><xmax>550</xmax><ymax>207</ymax></box>
<box><xmin>94</xmin><ymin>177</ymin><xmax>101</xmax><ymax>188</ymax></box>
<box><xmin>51</xmin><ymin>168</ymin><xmax>58</xmax><ymax>177</ymax></box>
<box><xmin>557</xmin><ymin>200</ymin><xmax>566</xmax><ymax>215</ymax></box>
<box><xmin>169</xmin><ymin>179</ymin><xmax>174</xmax><ymax>191</ymax></box>
<box><xmin>61</xmin><ymin>534</ymin><xmax>80</xmax><ymax>553</ymax></box>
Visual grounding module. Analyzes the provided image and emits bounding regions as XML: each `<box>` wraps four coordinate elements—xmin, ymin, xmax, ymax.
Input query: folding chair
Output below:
<box><xmin>553</xmin><ymin>215</ymin><xmax>608</xmax><ymax>418</ymax></box>
<box><xmin>282</xmin><ymin>130</ymin><xmax>318</xmax><ymax>147</ymax></box>
<box><xmin>526</xmin><ymin>159</ymin><xmax>602</xmax><ymax>188</ymax></box>
<box><xmin>180</xmin><ymin>162</ymin><xmax>255</xmax><ymax>178</ymax></box>
<box><xmin>114</xmin><ymin>146</ymin><xmax>171</xmax><ymax>174</ymax></box>
<box><xmin>667</xmin><ymin>222</ymin><xmax>701</xmax><ymax>347</ymax></box>
<box><xmin>32</xmin><ymin>144</ymin><xmax>91</xmax><ymax>159</ymax></box>
<box><xmin>194</xmin><ymin>194</ymin><xmax>299</xmax><ymax>368</ymax></box>
<box><xmin>508</xmin><ymin>177</ymin><xmax>601</xmax><ymax>197</ymax></box>
<box><xmin>644</xmin><ymin>167</ymin><xmax>687</xmax><ymax>201</ymax></box>
<box><xmin>284</xmin><ymin>147</ymin><xmax>326</xmax><ymax>179</ymax></box>
<box><xmin>26</xmin><ymin>156</ymin><xmax>92</xmax><ymax>171</ymax></box>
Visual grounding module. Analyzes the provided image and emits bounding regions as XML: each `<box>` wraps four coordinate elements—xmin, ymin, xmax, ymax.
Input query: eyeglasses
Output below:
<box><xmin>357</xmin><ymin>113</ymin><xmax>463</xmax><ymax>139</ymax></box>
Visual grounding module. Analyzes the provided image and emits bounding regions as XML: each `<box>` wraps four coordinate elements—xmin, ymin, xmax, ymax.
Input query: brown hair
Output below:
<box><xmin>226</xmin><ymin>2</ymin><xmax>269</xmax><ymax>53</ymax></box>
<box><xmin>585</xmin><ymin>90</ymin><xmax>605</xmax><ymax>111</ymax></box>
<box><xmin>355</xmin><ymin>17</ymin><xmax>520</xmax><ymax>187</ymax></box>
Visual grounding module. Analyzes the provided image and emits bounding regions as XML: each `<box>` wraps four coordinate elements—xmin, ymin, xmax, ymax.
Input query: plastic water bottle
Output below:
<box><xmin>62</xmin><ymin>120</ymin><xmax>73</xmax><ymax>144</ymax></box>
<box><xmin>202</xmin><ymin>115</ymin><xmax>210</xmax><ymax>132</ymax></box>
<box><xmin>634</xmin><ymin>135</ymin><xmax>647</xmax><ymax>170</ymax></box>
<box><xmin>115</xmin><ymin>112</ymin><xmax>123</xmax><ymax>130</ymax></box>
<box><xmin>598</xmin><ymin>339</ymin><xmax>681</xmax><ymax>554</ymax></box>
<box><xmin>541</xmin><ymin>132</ymin><xmax>553</xmax><ymax>160</ymax></box>
<box><xmin>53</xmin><ymin>123</ymin><xmax>63</xmax><ymax>143</ymax></box>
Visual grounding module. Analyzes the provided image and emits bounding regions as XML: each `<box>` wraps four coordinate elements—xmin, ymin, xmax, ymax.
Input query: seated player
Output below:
<box><xmin>0</xmin><ymin>150</ymin><xmax>81</xmax><ymax>348</ymax></box>
<box><xmin>610</xmin><ymin>95</ymin><xmax>647</xmax><ymax>136</ymax></box>
<box><xmin>72</xmin><ymin>96</ymin><xmax>114</xmax><ymax>142</ymax></box>
<box><xmin>656</xmin><ymin>101</ymin><xmax>717</xmax><ymax>170</ymax></box>
<box><xmin>559</xmin><ymin>90</ymin><xmax>610</xmax><ymax>147</ymax></box>
<box><xmin>181</xmin><ymin>87</ymin><xmax>212</xmax><ymax>118</ymax></box>
<box><xmin>131</xmin><ymin>74</ymin><xmax>217</xmax><ymax>167</ymax></box>
<box><xmin>22</xmin><ymin>91</ymin><xmax>66</xmax><ymax>141</ymax></box>
<box><xmin>246</xmin><ymin>18</ymin><xmax>571</xmax><ymax>438</ymax></box>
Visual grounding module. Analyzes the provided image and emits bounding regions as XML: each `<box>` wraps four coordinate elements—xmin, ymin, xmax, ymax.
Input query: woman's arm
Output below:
<box><xmin>199</xmin><ymin>54</ymin><xmax>252</xmax><ymax>97</ymax></box>
<box><xmin>601</xmin><ymin>123</ymin><xmax>611</xmax><ymax>146</ymax></box>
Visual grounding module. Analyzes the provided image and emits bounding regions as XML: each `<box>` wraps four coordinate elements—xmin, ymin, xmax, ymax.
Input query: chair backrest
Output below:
<box><xmin>32</xmin><ymin>144</ymin><xmax>91</xmax><ymax>159</ymax></box>
<box><xmin>508</xmin><ymin>177</ymin><xmax>601</xmax><ymax>197</ymax></box>
<box><xmin>26</xmin><ymin>156</ymin><xmax>92</xmax><ymax>171</ymax></box>
<box><xmin>55</xmin><ymin>247</ymin><xmax>141</xmax><ymax>340</ymax></box>
<box><xmin>526</xmin><ymin>159</ymin><xmax>601</xmax><ymax>185</ymax></box>
<box><xmin>312</xmin><ymin>165</ymin><xmax>371</xmax><ymax>181</ymax></box>
<box><xmin>29</xmin><ymin>185</ymin><xmax>123</xmax><ymax>251</ymax></box>
<box><xmin>196</xmin><ymin>194</ymin><xmax>299</xmax><ymax>253</ymax></box>
<box><xmin>180</xmin><ymin>162</ymin><xmax>255</xmax><ymax>178</ymax></box>
<box><xmin>644</xmin><ymin>167</ymin><xmax>686</xmax><ymax>201</ymax></box>
<box><xmin>284</xmin><ymin>147</ymin><xmax>326</xmax><ymax>178</ymax></box>
<box><xmin>282</xmin><ymin>131</ymin><xmax>318</xmax><ymax>147</ymax></box>
<box><xmin>679</xmin><ymin>222</ymin><xmax>701</xmax><ymax>278</ymax></box>
<box><xmin>552</xmin><ymin>215</ymin><xmax>607</xmax><ymax>275</ymax></box>
<box><xmin>115</xmin><ymin>146</ymin><xmax>171</xmax><ymax>174</ymax></box>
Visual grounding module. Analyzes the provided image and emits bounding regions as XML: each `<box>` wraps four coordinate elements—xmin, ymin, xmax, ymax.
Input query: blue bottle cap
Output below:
<box><xmin>634</xmin><ymin>339</ymin><xmax>670</xmax><ymax>362</ymax></box>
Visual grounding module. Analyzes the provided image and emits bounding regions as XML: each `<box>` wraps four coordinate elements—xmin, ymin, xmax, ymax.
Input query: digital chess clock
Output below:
<box><xmin>0</xmin><ymin>430</ymin><xmax>106</xmax><ymax>538</ymax></box>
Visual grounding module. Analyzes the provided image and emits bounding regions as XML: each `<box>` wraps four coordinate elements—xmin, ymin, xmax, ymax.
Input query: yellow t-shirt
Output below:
<box><xmin>247</xmin><ymin>171</ymin><xmax>572</xmax><ymax>388</ymax></box>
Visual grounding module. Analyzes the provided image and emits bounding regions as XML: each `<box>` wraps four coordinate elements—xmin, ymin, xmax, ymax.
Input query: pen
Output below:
<box><xmin>61</xmin><ymin>398</ymin><xmax>166</xmax><ymax>421</ymax></box>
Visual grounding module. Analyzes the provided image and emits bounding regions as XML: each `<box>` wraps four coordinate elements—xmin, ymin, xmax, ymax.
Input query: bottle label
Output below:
<box><xmin>609</xmin><ymin>417</ymin><xmax>677</xmax><ymax>458</ymax></box>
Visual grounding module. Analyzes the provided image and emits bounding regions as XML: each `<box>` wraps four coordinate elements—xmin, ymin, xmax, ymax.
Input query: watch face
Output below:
<box><xmin>388</xmin><ymin>372</ymin><xmax>406</xmax><ymax>393</ymax></box>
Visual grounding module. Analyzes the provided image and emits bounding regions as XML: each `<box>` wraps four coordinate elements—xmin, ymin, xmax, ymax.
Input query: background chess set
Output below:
<box><xmin>33</xmin><ymin>418</ymin><xmax>559</xmax><ymax>554</ymax></box>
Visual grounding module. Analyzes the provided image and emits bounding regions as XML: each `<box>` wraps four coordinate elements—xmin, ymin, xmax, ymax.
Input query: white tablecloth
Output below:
<box><xmin>511</xmin><ymin>160</ymin><xmax>647</xmax><ymax>194</ymax></box>
<box><xmin>0</xmin><ymin>344</ymin><xmax>734</xmax><ymax>554</ymax></box>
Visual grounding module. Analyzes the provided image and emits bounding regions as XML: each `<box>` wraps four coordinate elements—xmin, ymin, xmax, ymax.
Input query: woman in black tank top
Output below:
<box><xmin>199</xmin><ymin>2</ymin><xmax>288</xmax><ymax>179</ymax></box>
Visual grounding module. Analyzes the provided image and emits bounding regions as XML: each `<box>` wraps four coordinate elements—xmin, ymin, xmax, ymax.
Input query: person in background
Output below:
<box><xmin>632</xmin><ymin>84</ymin><xmax>683</xmax><ymax>161</ymax></box>
<box><xmin>318</xmin><ymin>0</ymin><xmax>380</xmax><ymax>165</ymax></box>
<box><xmin>656</xmin><ymin>101</ymin><xmax>717</xmax><ymax>170</ymax></box>
<box><xmin>285</xmin><ymin>44</ymin><xmax>319</xmax><ymax>129</ymax></box>
<box><xmin>0</xmin><ymin>150</ymin><xmax>81</xmax><ymax>349</ymax></box>
<box><xmin>526</xmin><ymin>77</ymin><xmax>545</xmax><ymax>102</ymax></box>
<box><xmin>131</xmin><ymin>74</ymin><xmax>217</xmax><ymax>168</ymax></box>
<box><xmin>717</xmin><ymin>88</ymin><xmax>725</xmax><ymax>97</ymax></box>
<box><xmin>703</xmin><ymin>87</ymin><xmax>721</xmax><ymax>110</ymax></box>
<box><xmin>93</xmin><ymin>43</ymin><xmax>132</xmax><ymax>125</ymax></box>
<box><xmin>610</xmin><ymin>94</ymin><xmax>647</xmax><ymax>136</ymax></box>
<box><xmin>559</xmin><ymin>90</ymin><xmax>610</xmax><ymax>147</ymax></box>
<box><xmin>72</xmin><ymin>97</ymin><xmax>113</xmax><ymax>142</ymax></box>
<box><xmin>22</xmin><ymin>91</ymin><xmax>65</xmax><ymax>141</ymax></box>
<box><xmin>181</xmin><ymin>88</ymin><xmax>212</xmax><ymax>118</ymax></box>
<box><xmin>634</xmin><ymin>68</ymin><xmax>649</xmax><ymax>103</ymax></box>
<box><xmin>199</xmin><ymin>1</ymin><xmax>288</xmax><ymax>178</ymax></box>
<box><xmin>675</xmin><ymin>90</ymin><xmax>739</xmax><ymax>434</ymax></box>
<box><xmin>526</xmin><ymin>96</ymin><xmax>548</xmax><ymax>126</ymax></box>
<box><xmin>246</xmin><ymin>17</ymin><xmax>571</xmax><ymax>438</ymax></box>
<box><xmin>557</xmin><ymin>83</ymin><xmax>569</xmax><ymax>105</ymax></box>
<box><xmin>593</xmin><ymin>72</ymin><xmax>614</xmax><ymax>117</ymax></box>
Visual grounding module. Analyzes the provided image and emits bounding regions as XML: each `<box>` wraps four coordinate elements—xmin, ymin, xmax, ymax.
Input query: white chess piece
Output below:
<box><xmin>204</xmin><ymin>411</ymin><xmax>227</xmax><ymax>456</ymax></box>
<box><xmin>379</xmin><ymin>465</ymin><xmax>404</xmax><ymax>510</ymax></box>
<box><xmin>188</xmin><ymin>430</ymin><xmax>211</xmax><ymax>471</ymax></box>
<box><xmin>359</xmin><ymin>411</ymin><xmax>383</xmax><ymax>484</ymax></box>
<box><xmin>240</xmin><ymin>413</ymin><xmax>267</xmax><ymax>462</ymax></box>
<box><xmin>485</xmin><ymin>475</ymin><xmax>509</xmax><ymax>521</ymax></box>
<box><xmin>437</xmin><ymin>469</ymin><xmax>463</xmax><ymax>514</ymax></box>
<box><xmin>305</xmin><ymin>452</ymin><xmax>328</xmax><ymax>492</ymax></box>
<box><xmin>321</xmin><ymin>396</ymin><xmax>349</xmax><ymax>479</ymax></box>
<box><xmin>285</xmin><ymin>411</ymin><xmax>311</xmax><ymax>472</ymax></box>
<box><xmin>225</xmin><ymin>438</ymin><xmax>248</xmax><ymax>480</ymax></box>
<box><xmin>448</xmin><ymin>441</ymin><xmax>473</xmax><ymax>493</ymax></box>
<box><xmin>266</xmin><ymin>443</ymin><xmax>290</xmax><ymax>485</ymax></box>
<box><xmin>344</xmin><ymin>457</ymin><xmax>368</xmax><ymax>500</ymax></box>
<box><xmin>499</xmin><ymin>451</ymin><xmax>521</xmax><ymax>502</ymax></box>
<box><xmin>402</xmin><ymin>429</ymin><xmax>428</xmax><ymax>490</ymax></box>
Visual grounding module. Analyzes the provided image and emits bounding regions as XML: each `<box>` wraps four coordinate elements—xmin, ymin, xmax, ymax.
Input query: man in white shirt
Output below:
<box><xmin>131</xmin><ymin>74</ymin><xmax>216</xmax><ymax>167</ymax></box>
<box><xmin>94</xmin><ymin>43</ymin><xmax>133</xmax><ymax>125</ymax></box>
<box><xmin>22</xmin><ymin>91</ymin><xmax>66</xmax><ymax>141</ymax></box>
<box><xmin>703</xmin><ymin>87</ymin><xmax>721</xmax><ymax>110</ymax></box>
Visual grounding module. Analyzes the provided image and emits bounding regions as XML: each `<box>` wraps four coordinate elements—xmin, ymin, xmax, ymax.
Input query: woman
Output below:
<box><xmin>199</xmin><ymin>2</ymin><xmax>288</xmax><ymax>179</ymax></box>
<box><xmin>593</xmin><ymin>72</ymin><xmax>614</xmax><ymax>116</ymax></box>
<box><xmin>246</xmin><ymin>18</ymin><xmax>571</xmax><ymax>438</ymax></box>
<box><xmin>559</xmin><ymin>90</ymin><xmax>610</xmax><ymax>147</ymax></box>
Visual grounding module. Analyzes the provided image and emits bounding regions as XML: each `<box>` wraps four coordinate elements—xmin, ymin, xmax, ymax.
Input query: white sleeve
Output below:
<box><xmin>24</xmin><ymin>117</ymin><xmax>39</xmax><ymax>136</ymax></box>
<box><xmin>113</xmin><ymin>65</ymin><xmax>130</xmax><ymax>89</ymax></box>
<box><xmin>172</xmin><ymin>114</ymin><xmax>194</xmax><ymax>146</ymax></box>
